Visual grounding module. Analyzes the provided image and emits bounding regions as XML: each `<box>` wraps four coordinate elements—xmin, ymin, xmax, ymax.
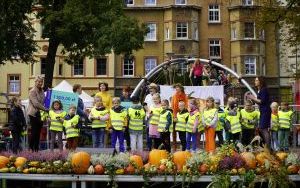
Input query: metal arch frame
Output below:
<box><xmin>131</xmin><ymin>58</ymin><xmax>257</xmax><ymax>98</ymax></box>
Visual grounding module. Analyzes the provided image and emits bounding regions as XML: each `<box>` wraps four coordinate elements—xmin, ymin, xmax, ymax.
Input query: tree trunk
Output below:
<box><xmin>44</xmin><ymin>37</ymin><xmax>59</xmax><ymax>91</ymax></box>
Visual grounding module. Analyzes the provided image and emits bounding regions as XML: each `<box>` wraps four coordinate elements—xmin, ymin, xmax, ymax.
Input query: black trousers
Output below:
<box><xmin>242</xmin><ymin>129</ymin><xmax>255</xmax><ymax>146</ymax></box>
<box><xmin>29</xmin><ymin>114</ymin><xmax>43</xmax><ymax>151</ymax></box>
<box><xmin>178</xmin><ymin>131</ymin><xmax>187</xmax><ymax>151</ymax></box>
<box><xmin>191</xmin><ymin>76</ymin><xmax>202</xmax><ymax>86</ymax></box>
<box><xmin>229</xmin><ymin>132</ymin><xmax>241</xmax><ymax>143</ymax></box>
<box><xmin>12</xmin><ymin>129</ymin><xmax>22</xmax><ymax>153</ymax></box>
<box><xmin>160</xmin><ymin>132</ymin><xmax>171</xmax><ymax>152</ymax></box>
<box><xmin>215</xmin><ymin>130</ymin><xmax>224</xmax><ymax>146</ymax></box>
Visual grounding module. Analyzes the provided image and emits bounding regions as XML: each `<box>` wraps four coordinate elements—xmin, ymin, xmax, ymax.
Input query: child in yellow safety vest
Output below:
<box><xmin>63</xmin><ymin>105</ymin><xmax>80</xmax><ymax>151</ymax></box>
<box><xmin>270</xmin><ymin>102</ymin><xmax>279</xmax><ymax>151</ymax></box>
<box><xmin>174</xmin><ymin>101</ymin><xmax>189</xmax><ymax>151</ymax></box>
<box><xmin>148</xmin><ymin>93</ymin><xmax>162</xmax><ymax>149</ymax></box>
<box><xmin>278</xmin><ymin>102</ymin><xmax>294</xmax><ymax>151</ymax></box>
<box><xmin>202</xmin><ymin>97</ymin><xmax>218</xmax><ymax>153</ymax></box>
<box><xmin>186</xmin><ymin>98</ymin><xmax>200</xmax><ymax>152</ymax></box>
<box><xmin>225</xmin><ymin>99</ymin><xmax>241</xmax><ymax>143</ymax></box>
<box><xmin>109</xmin><ymin>97</ymin><xmax>127</xmax><ymax>153</ymax></box>
<box><xmin>240</xmin><ymin>100</ymin><xmax>260</xmax><ymax>146</ymax></box>
<box><xmin>128</xmin><ymin>96</ymin><xmax>146</xmax><ymax>152</ymax></box>
<box><xmin>89</xmin><ymin>96</ymin><xmax>109</xmax><ymax>148</ymax></box>
<box><xmin>214</xmin><ymin>99</ymin><xmax>225</xmax><ymax>146</ymax></box>
<box><xmin>48</xmin><ymin>100</ymin><xmax>66</xmax><ymax>151</ymax></box>
<box><xmin>157</xmin><ymin>99</ymin><xmax>173</xmax><ymax>152</ymax></box>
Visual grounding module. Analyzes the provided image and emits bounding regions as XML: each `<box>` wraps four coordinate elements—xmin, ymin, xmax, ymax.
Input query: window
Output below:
<box><xmin>73</xmin><ymin>59</ymin><xmax>84</xmax><ymax>76</ymax></box>
<box><xmin>166</xmin><ymin>28</ymin><xmax>170</xmax><ymax>40</ymax></box>
<box><xmin>209</xmin><ymin>40</ymin><xmax>221</xmax><ymax>58</ymax></box>
<box><xmin>192</xmin><ymin>23</ymin><xmax>198</xmax><ymax>40</ymax></box>
<box><xmin>123</xmin><ymin>58</ymin><xmax>134</xmax><ymax>76</ymax></box>
<box><xmin>175</xmin><ymin>0</ymin><xmax>186</xmax><ymax>5</ymax></box>
<box><xmin>145</xmin><ymin>23</ymin><xmax>157</xmax><ymax>41</ymax></box>
<box><xmin>244</xmin><ymin>22</ymin><xmax>255</xmax><ymax>39</ymax></box>
<box><xmin>40</xmin><ymin>57</ymin><xmax>46</xmax><ymax>75</ymax></box>
<box><xmin>231</xmin><ymin>28</ymin><xmax>237</xmax><ymax>39</ymax></box>
<box><xmin>244</xmin><ymin>56</ymin><xmax>256</xmax><ymax>75</ymax></box>
<box><xmin>243</xmin><ymin>0</ymin><xmax>253</xmax><ymax>6</ymax></box>
<box><xmin>125</xmin><ymin>0</ymin><xmax>134</xmax><ymax>5</ymax></box>
<box><xmin>8</xmin><ymin>75</ymin><xmax>20</xmax><ymax>95</ymax></box>
<box><xmin>40</xmin><ymin>22</ymin><xmax>45</xmax><ymax>39</ymax></box>
<box><xmin>145</xmin><ymin>0</ymin><xmax>156</xmax><ymax>5</ymax></box>
<box><xmin>96</xmin><ymin>58</ymin><xmax>107</xmax><ymax>75</ymax></box>
<box><xmin>58</xmin><ymin>64</ymin><xmax>63</xmax><ymax>76</ymax></box>
<box><xmin>145</xmin><ymin>58</ymin><xmax>157</xmax><ymax>74</ymax></box>
<box><xmin>31</xmin><ymin>63</ymin><xmax>34</xmax><ymax>76</ymax></box>
<box><xmin>208</xmin><ymin>5</ymin><xmax>220</xmax><ymax>23</ymax></box>
<box><xmin>177</xmin><ymin>62</ymin><xmax>188</xmax><ymax>75</ymax></box>
<box><xmin>176</xmin><ymin>22</ymin><xmax>188</xmax><ymax>39</ymax></box>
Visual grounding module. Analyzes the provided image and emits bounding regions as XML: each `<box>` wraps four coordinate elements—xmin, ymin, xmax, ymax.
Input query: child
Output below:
<box><xmin>64</xmin><ymin>105</ymin><xmax>80</xmax><ymax>151</ymax></box>
<box><xmin>225</xmin><ymin>99</ymin><xmax>242</xmax><ymax>143</ymax></box>
<box><xmin>110</xmin><ymin>97</ymin><xmax>127</xmax><ymax>152</ymax></box>
<box><xmin>128</xmin><ymin>96</ymin><xmax>145</xmax><ymax>152</ymax></box>
<box><xmin>202</xmin><ymin>97</ymin><xmax>218</xmax><ymax>153</ymax></box>
<box><xmin>278</xmin><ymin>102</ymin><xmax>294</xmax><ymax>151</ymax></box>
<box><xmin>224</xmin><ymin>97</ymin><xmax>235</xmax><ymax>141</ymax></box>
<box><xmin>270</xmin><ymin>102</ymin><xmax>279</xmax><ymax>151</ymax></box>
<box><xmin>214</xmin><ymin>99</ymin><xmax>225</xmax><ymax>146</ymax></box>
<box><xmin>240</xmin><ymin>100</ymin><xmax>260</xmax><ymax>146</ymax></box>
<box><xmin>89</xmin><ymin>96</ymin><xmax>109</xmax><ymax>148</ymax></box>
<box><xmin>10</xmin><ymin>96</ymin><xmax>26</xmax><ymax>153</ymax></box>
<box><xmin>157</xmin><ymin>99</ymin><xmax>173</xmax><ymax>152</ymax></box>
<box><xmin>174</xmin><ymin>101</ymin><xmax>189</xmax><ymax>151</ymax></box>
<box><xmin>148</xmin><ymin>93</ymin><xmax>162</xmax><ymax>149</ymax></box>
<box><xmin>48</xmin><ymin>100</ymin><xmax>66</xmax><ymax>151</ymax></box>
<box><xmin>186</xmin><ymin>98</ymin><xmax>200</xmax><ymax>152</ymax></box>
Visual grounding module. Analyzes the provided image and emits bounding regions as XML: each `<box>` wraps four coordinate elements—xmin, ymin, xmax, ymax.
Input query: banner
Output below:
<box><xmin>44</xmin><ymin>89</ymin><xmax>79</xmax><ymax>111</ymax></box>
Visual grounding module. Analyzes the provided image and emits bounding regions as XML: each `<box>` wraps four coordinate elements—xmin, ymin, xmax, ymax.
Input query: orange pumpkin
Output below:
<box><xmin>71</xmin><ymin>152</ymin><xmax>91</xmax><ymax>174</ymax></box>
<box><xmin>198</xmin><ymin>164</ymin><xmax>208</xmax><ymax>175</ymax></box>
<box><xmin>125</xmin><ymin>164</ymin><xmax>135</xmax><ymax>174</ymax></box>
<box><xmin>173</xmin><ymin>151</ymin><xmax>192</xmax><ymax>172</ymax></box>
<box><xmin>287</xmin><ymin>165</ymin><xmax>299</xmax><ymax>174</ymax></box>
<box><xmin>0</xmin><ymin>156</ymin><xmax>9</xmax><ymax>168</ymax></box>
<box><xmin>241</xmin><ymin>152</ymin><xmax>256</xmax><ymax>169</ymax></box>
<box><xmin>256</xmin><ymin>152</ymin><xmax>272</xmax><ymax>166</ymax></box>
<box><xmin>14</xmin><ymin>157</ymin><xmax>27</xmax><ymax>168</ymax></box>
<box><xmin>130</xmin><ymin>155</ymin><xmax>143</xmax><ymax>169</ymax></box>
<box><xmin>94</xmin><ymin>164</ymin><xmax>105</xmax><ymax>175</ymax></box>
<box><xmin>276</xmin><ymin>152</ymin><xmax>288</xmax><ymax>162</ymax></box>
<box><xmin>148</xmin><ymin>149</ymin><xmax>168</xmax><ymax>167</ymax></box>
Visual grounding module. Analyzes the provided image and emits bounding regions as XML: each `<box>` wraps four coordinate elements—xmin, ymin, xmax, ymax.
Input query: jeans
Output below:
<box><xmin>278</xmin><ymin>128</ymin><xmax>290</xmax><ymax>151</ymax></box>
<box><xmin>130</xmin><ymin>131</ymin><xmax>143</xmax><ymax>152</ymax></box>
<box><xmin>186</xmin><ymin>132</ymin><xmax>197</xmax><ymax>151</ymax></box>
<box><xmin>50</xmin><ymin>130</ymin><xmax>63</xmax><ymax>151</ymax></box>
<box><xmin>111</xmin><ymin>130</ymin><xmax>125</xmax><ymax>152</ymax></box>
<box><xmin>178</xmin><ymin>131</ymin><xmax>187</xmax><ymax>151</ymax></box>
<box><xmin>92</xmin><ymin>128</ymin><xmax>105</xmax><ymax>148</ymax></box>
<box><xmin>271</xmin><ymin>131</ymin><xmax>279</xmax><ymax>151</ymax></box>
<box><xmin>242</xmin><ymin>129</ymin><xmax>255</xmax><ymax>146</ymax></box>
<box><xmin>229</xmin><ymin>132</ymin><xmax>241</xmax><ymax>143</ymax></box>
<box><xmin>29</xmin><ymin>114</ymin><xmax>43</xmax><ymax>151</ymax></box>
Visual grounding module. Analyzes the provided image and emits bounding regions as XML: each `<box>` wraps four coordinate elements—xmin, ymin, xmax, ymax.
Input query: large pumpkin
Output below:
<box><xmin>148</xmin><ymin>149</ymin><xmax>168</xmax><ymax>167</ymax></box>
<box><xmin>14</xmin><ymin>157</ymin><xmax>27</xmax><ymax>168</ymax></box>
<box><xmin>71</xmin><ymin>152</ymin><xmax>91</xmax><ymax>174</ymax></box>
<box><xmin>130</xmin><ymin>155</ymin><xmax>143</xmax><ymax>169</ymax></box>
<box><xmin>241</xmin><ymin>152</ymin><xmax>256</xmax><ymax>169</ymax></box>
<box><xmin>173</xmin><ymin>151</ymin><xmax>192</xmax><ymax>172</ymax></box>
<box><xmin>0</xmin><ymin>156</ymin><xmax>9</xmax><ymax>168</ymax></box>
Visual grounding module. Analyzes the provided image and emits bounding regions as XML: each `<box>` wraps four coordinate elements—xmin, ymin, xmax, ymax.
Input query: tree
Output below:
<box><xmin>37</xmin><ymin>0</ymin><xmax>147</xmax><ymax>90</ymax></box>
<box><xmin>0</xmin><ymin>0</ymin><xmax>36</xmax><ymax>64</ymax></box>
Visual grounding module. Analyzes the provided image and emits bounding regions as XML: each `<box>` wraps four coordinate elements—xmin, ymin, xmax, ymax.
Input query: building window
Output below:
<box><xmin>208</xmin><ymin>5</ymin><xmax>220</xmax><ymax>23</ymax></box>
<box><xmin>176</xmin><ymin>22</ymin><xmax>188</xmax><ymax>39</ymax></box>
<box><xmin>31</xmin><ymin>63</ymin><xmax>34</xmax><ymax>76</ymax></box>
<box><xmin>125</xmin><ymin>0</ymin><xmax>134</xmax><ymax>5</ymax></box>
<box><xmin>231</xmin><ymin>28</ymin><xmax>237</xmax><ymax>40</ymax></box>
<box><xmin>209</xmin><ymin>40</ymin><xmax>221</xmax><ymax>58</ymax></box>
<box><xmin>244</xmin><ymin>56</ymin><xmax>256</xmax><ymax>75</ymax></box>
<box><xmin>145</xmin><ymin>23</ymin><xmax>157</xmax><ymax>41</ymax></box>
<box><xmin>243</xmin><ymin>0</ymin><xmax>253</xmax><ymax>6</ymax></box>
<box><xmin>175</xmin><ymin>0</ymin><xmax>186</xmax><ymax>5</ymax></box>
<box><xmin>192</xmin><ymin>23</ymin><xmax>198</xmax><ymax>40</ymax></box>
<box><xmin>123</xmin><ymin>58</ymin><xmax>134</xmax><ymax>76</ymax></box>
<box><xmin>58</xmin><ymin>64</ymin><xmax>63</xmax><ymax>76</ymax></box>
<box><xmin>145</xmin><ymin>0</ymin><xmax>156</xmax><ymax>5</ymax></box>
<box><xmin>166</xmin><ymin>28</ymin><xmax>170</xmax><ymax>40</ymax></box>
<box><xmin>8</xmin><ymin>75</ymin><xmax>20</xmax><ymax>95</ymax></box>
<box><xmin>145</xmin><ymin>58</ymin><xmax>157</xmax><ymax>74</ymax></box>
<box><xmin>40</xmin><ymin>57</ymin><xmax>46</xmax><ymax>75</ymax></box>
<box><xmin>96</xmin><ymin>58</ymin><xmax>107</xmax><ymax>76</ymax></box>
<box><xmin>244</xmin><ymin>22</ymin><xmax>255</xmax><ymax>39</ymax></box>
<box><xmin>73</xmin><ymin>59</ymin><xmax>84</xmax><ymax>76</ymax></box>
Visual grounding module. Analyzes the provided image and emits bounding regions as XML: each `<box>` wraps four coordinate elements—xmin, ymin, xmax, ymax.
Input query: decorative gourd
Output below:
<box><xmin>198</xmin><ymin>164</ymin><xmax>208</xmax><ymax>175</ymax></box>
<box><xmin>125</xmin><ymin>164</ymin><xmax>135</xmax><ymax>174</ymax></box>
<box><xmin>0</xmin><ymin>156</ymin><xmax>9</xmax><ymax>169</ymax></box>
<box><xmin>130</xmin><ymin>155</ymin><xmax>143</xmax><ymax>169</ymax></box>
<box><xmin>88</xmin><ymin>165</ymin><xmax>94</xmax><ymax>175</ymax></box>
<box><xmin>173</xmin><ymin>151</ymin><xmax>192</xmax><ymax>172</ymax></box>
<box><xmin>148</xmin><ymin>149</ymin><xmax>168</xmax><ymax>167</ymax></box>
<box><xmin>276</xmin><ymin>152</ymin><xmax>288</xmax><ymax>162</ymax></box>
<box><xmin>71</xmin><ymin>152</ymin><xmax>91</xmax><ymax>174</ymax></box>
<box><xmin>241</xmin><ymin>152</ymin><xmax>256</xmax><ymax>169</ymax></box>
<box><xmin>287</xmin><ymin>165</ymin><xmax>299</xmax><ymax>174</ymax></box>
<box><xmin>94</xmin><ymin>164</ymin><xmax>105</xmax><ymax>175</ymax></box>
<box><xmin>14</xmin><ymin>157</ymin><xmax>27</xmax><ymax>168</ymax></box>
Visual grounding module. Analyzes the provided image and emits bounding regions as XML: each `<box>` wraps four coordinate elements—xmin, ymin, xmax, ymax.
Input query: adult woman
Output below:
<box><xmin>27</xmin><ymin>76</ymin><xmax>48</xmax><ymax>151</ymax></box>
<box><xmin>189</xmin><ymin>59</ymin><xmax>203</xmax><ymax>86</ymax></box>
<box><xmin>171</xmin><ymin>83</ymin><xmax>188</xmax><ymax>118</ymax></box>
<box><xmin>249</xmin><ymin>76</ymin><xmax>271</xmax><ymax>148</ymax></box>
<box><xmin>95</xmin><ymin>82</ymin><xmax>112</xmax><ymax>109</ymax></box>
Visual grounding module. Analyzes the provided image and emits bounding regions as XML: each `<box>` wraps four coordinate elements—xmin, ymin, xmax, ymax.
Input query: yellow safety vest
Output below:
<box><xmin>158</xmin><ymin>110</ymin><xmax>173</xmax><ymax>132</ymax></box>
<box><xmin>40</xmin><ymin>110</ymin><xmax>49</xmax><ymax>122</ymax></box>
<box><xmin>278</xmin><ymin>110</ymin><xmax>293</xmax><ymax>129</ymax></box>
<box><xmin>271</xmin><ymin>113</ymin><xmax>279</xmax><ymax>131</ymax></box>
<box><xmin>226</xmin><ymin>111</ymin><xmax>241</xmax><ymax>134</ymax></box>
<box><xmin>90</xmin><ymin>107</ymin><xmax>109</xmax><ymax>129</ymax></box>
<box><xmin>49</xmin><ymin>110</ymin><xmax>67</xmax><ymax>132</ymax></box>
<box><xmin>128</xmin><ymin>108</ymin><xmax>145</xmax><ymax>131</ymax></box>
<box><xmin>186</xmin><ymin>112</ymin><xmax>200</xmax><ymax>133</ymax></box>
<box><xmin>149</xmin><ymin>106</ymin><xmax>162</xmax><ymax>125</ymax></box>
<box><xmin>240</xmin><ymin>109</ymin><xmax>259</xmax><ymax>129</ymax></box>
<box><xmin>110</xmin><ymin>109</ymin><xmax>127</xmax><ymax>131</ymax></box>
<box><xmin>203</xmin><ymin>108</ymin><xmax>218</xmax><ymax>127</ymax></box>
<box><xmin>63</xmin><ymin>115</ymin><xmax>80</xmax><ymax>139</ymax></box>
<box><xmin>216</xmin><ymin>110</ymin><xmax>226</xmax><ymax>131</ymax></box>
<box><xmin>175</xmin><ymin>112</ymin><xmax>189</xmax><ymax>132</ymax></box>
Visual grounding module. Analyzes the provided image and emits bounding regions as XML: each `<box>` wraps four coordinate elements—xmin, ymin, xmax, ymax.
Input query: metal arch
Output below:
<box><xmin>131</xmin><ymin>58</ymin><xmax>257</xmax><ymax>98</ymax></box>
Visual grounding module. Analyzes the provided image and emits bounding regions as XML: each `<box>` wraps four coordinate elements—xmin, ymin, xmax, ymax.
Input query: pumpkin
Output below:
<box><xmin>287</xmin><ymin>165</ymin><xmax>299</xmax><ymax>174</ymax></box>
<box><xmin>130</xmin><ymin>155</ymin><xmax>143</xmax><ymax>169</ymax></box>
<box><xmin>173</xmin><ymin>151</ymin><xmax>192</xmax><ymax>172</ymax></box>
<box><xmin>87</xmin><ymin>165</ymin><xmax>94</xmax><ymax>175</ymax></box>
<box><xmin>71</xmin><ymin>151</ymin><xmax>91</xmax><ymax>174</ymax></box>
<box><xmin>198</xmin><ymin>164</ymin><xmax>208</xmax><ymax>175</ymax></box>
<box><xmin>276</xmin><ymin>152</ymin><xmax>288</xmax><ymax>162</ymax></box>
<box><xmin>14</xmin><ymin>157</ymin><xmax>27</xmax><ymax>168</ymax></box>
<box><xmin>94</xmin><ymin>164</ymin><xmax>105</xmax><ymax>175</ymax></box>
<box><xmin>0</xmin><ymin>156</ymin><xmax>9</xmax><ymax>169</ymax></box>
<box><xmin>148</xmin><ymin>149</ymin><xmax>168</xmax><ymax>167</ymax></box>
<box><xmin>125</xmin><ymin>164</ymin><xmax>135</xmax><ymax>174</ymax></box>
<box><xmin>241</xmin><ymin>152</ymin><xmax>256</xmax><ymax>169</ymax></box>
<box><xmin>158</xmin><ymin>164</ymin><xmax>166</xmax><ymax>173</ymax></box>
<box><xmin>256</xmin><ymin>152</ymin><xmax>273</xmax><ymax>166</ymax></box>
